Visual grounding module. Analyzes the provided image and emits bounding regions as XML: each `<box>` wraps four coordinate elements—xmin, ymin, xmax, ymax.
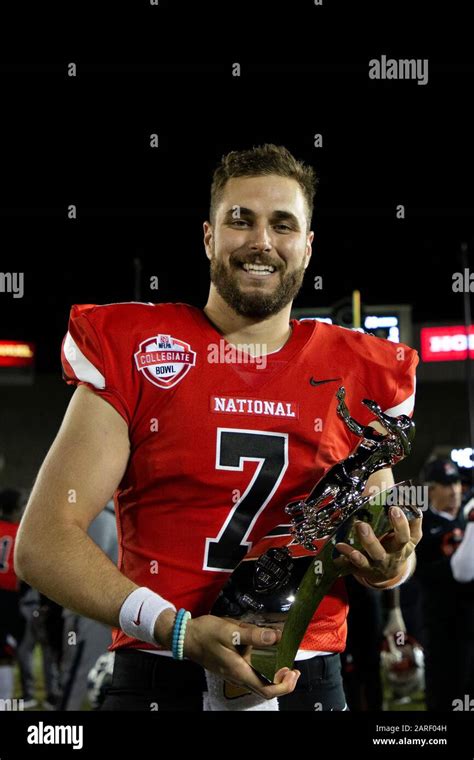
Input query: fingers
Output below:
<box><xmin>334</xmin><ymin>542</ymin><xmax>372</xmax><ymax>571</ymax></box>
<box><xmin>332</xmin><ymin>552</ymin><xmax>354</xmax><ymax>574</ymax></box>
<box><xmin>237</xmin><ymin>662</ymin><xmax>301</xmax><ymax>699</ymax></box>
<box><xmin>333</xmin><ymin>510</ymin><xmax>423</xmax><ymax>583</ymax></box>
<box><xmin>336</xmin><ymin>520</ymin><xmax>386</xmax><ymax>569</ymax></box>
<box><xmin>380</xmin><ymin>509</ymin><xmax>422</xmax><ymax>555</ymax></box>
<box><xmin>216</xmin><ymin>622</ymin><xmax>300</xmax><ymax>698</ymax></box>
<box><xmin>274</xmin><ymin>666</ymin><xmax>293</xmax><ymax>684</ymax></box>
<box><xmin>356</xmin><ymin>520</ymin><xmax>388</xmax><ymax>561</ymax></box>
<box><xmin>230</xmin><ymin>622</ymin><xmax>281</xmax><ymax>649</ymax></box>
<box><xmin>266</xmin><ymin>666</ymin><xmax>301</xmax><ymax>696</ymax></box>
<box><xmin>338</xmin><ymin>511</ymin><xmax>413</xmax><ymax>566</ymax></box>
<box><xmin>409</xmin><ymin>514</ymin><xmax>423</xmax><ymax>545</ymax></box>
<box><xmin>388</xmin><ymin>507</ymin><xmax>411</xmax><ymax>549</ymax></box>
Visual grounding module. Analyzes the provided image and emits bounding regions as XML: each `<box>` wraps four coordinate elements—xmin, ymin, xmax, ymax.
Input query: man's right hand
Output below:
<box><xmin>154</xmin><ymin>609</ymin><xmax>300</xmax><ymax>699</ymax></box>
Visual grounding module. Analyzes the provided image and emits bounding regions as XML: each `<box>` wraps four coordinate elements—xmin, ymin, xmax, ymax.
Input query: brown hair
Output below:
<box><xmin>209</xmin><ymin>143</ymin><xmax>318</xmax><ymax>233</ymax></box>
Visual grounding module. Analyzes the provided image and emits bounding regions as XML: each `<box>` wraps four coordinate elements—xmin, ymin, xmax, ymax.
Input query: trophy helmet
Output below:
<box><xmin>380</xmin><ymin>633</ymin><xmax>425</xmax><ymax>699</ymax></box>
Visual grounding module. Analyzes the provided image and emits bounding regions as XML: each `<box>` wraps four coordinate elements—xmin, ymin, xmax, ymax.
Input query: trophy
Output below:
<box><xmin>210</xmin><ymin>386</ymin><xmax>421</xmax><ymax>684</ymax></box>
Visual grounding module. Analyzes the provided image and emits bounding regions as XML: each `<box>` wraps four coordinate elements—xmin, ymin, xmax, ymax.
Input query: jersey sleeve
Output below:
<box><xmin>338</xmin><ymin>333</ymin><xmax>419</xmax><ymax>454</ymax></box>
<box><xmin>60</xmin><ymin>304</ymin><xmax>135</xmax><ymax>426</ymax></box>
<box><xmin>356</xmin><ymin>336</ymin><xmax>419</xmax><ymax>422</ymax></box>
<box><xmin>380</xmin><ymin>344</ymin><xmax>418</xmax><ymax>419</ymax></box>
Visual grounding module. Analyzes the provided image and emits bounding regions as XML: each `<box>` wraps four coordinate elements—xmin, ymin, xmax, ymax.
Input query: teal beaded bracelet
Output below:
<box><xmin>171</xmin><ymin>608</ymin><xmax>191</xmax><ymax>659</ymax></box>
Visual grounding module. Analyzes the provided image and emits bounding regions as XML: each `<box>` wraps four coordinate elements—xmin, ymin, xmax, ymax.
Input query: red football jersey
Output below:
<box><xmin>61</xmin><ymin>302</ymin><xmax>418</xmax><ymax>653</ymax></box>
<box><xmin>0</xmin><ymin>519</ymin><xmax>19</xmax><ymax>592</ymax></box>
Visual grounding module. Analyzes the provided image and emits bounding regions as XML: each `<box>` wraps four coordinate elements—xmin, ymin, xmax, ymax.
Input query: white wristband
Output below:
<box><xmin>119</xmin><ymin>587</ymin><xmax>176</xmax><ymax>646</ymax></box>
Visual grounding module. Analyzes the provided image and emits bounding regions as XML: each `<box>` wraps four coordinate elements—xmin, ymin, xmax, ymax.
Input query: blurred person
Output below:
<box><xmin>59</xmin><ymin>500</ymin><xmax>118</xmax><ymax>710</ymax></box>
<box><xmin>341</xmin><ymin>575</ymin><xmax>383</xmax><ymax>711</ymax></box>
<box><xmin>398</xmin><ymin>573</ymin><xmax>424</xmax><ymax>647</ymax></box>
<box><xmin>16</xmin><ymin>585</ymin><xmax>41</xmax><ymax>709</ymax></box>
<box><xmin>0</xmin><ymin>488</ymin><xmax>25</xmax><ymax>706</ymax></box>
<box><xmin>415</xmin><ymin>458</ymin><xmax>474</xmax><ymax>710</ymax></box>
<box><xmin>461</xmin><ymin>466</ymin><xmax>474</xmax><ymax>520</ymax></box>
<box><xmin>35</xmin><ymin>594</ymin><xmax>64</xmax><ymax>709</ymax></box>
<box><xmin>14</xmin><ymin>144</ymin><xmax>421</xmax><ymax>711</ymax></box>
<box><xmin>16</xmin><ymin>587</ymin><xmax>64</xmax><ymax>710</ymax></box>
<box><xmin>380</xmin><ymin>587</ymin><xmax>424</xmax><ymax>708</ymax></box>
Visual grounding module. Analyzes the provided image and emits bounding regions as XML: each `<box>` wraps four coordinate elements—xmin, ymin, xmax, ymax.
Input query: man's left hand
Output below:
<box><xmin>334</xmin><ymin>506</ymin><xmax>423</xmax><ymax>586</ymax></box>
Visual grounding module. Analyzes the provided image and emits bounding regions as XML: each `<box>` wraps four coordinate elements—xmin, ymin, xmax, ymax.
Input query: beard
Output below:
<box><xmin>209</xmin><ymin>248</ymin><xmax>307</xmax><ymax>319</ymax></box>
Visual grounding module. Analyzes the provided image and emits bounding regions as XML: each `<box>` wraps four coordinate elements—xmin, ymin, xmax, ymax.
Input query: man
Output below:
<box><xmin>415</xmin><ymin>458</ymin><xmax>474</xmax><ymax>710</ymax></box>
<box><xmin>14</xmin><ymin>144</ymin><xmax>421</xmax><ymax>711</ymax></box>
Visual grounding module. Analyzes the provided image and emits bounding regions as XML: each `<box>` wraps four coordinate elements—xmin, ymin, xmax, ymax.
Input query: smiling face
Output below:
<box><xmin>204</xmin><ymin>174</ymin><xmax>313</xmax><ymax>319</ymax></box>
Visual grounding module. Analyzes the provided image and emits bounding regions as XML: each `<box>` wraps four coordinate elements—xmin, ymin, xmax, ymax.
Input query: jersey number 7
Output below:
<box><xmin>204</xmin><ymin>428</ymin><xmax>289</xmax><ymax>572</ymax></box>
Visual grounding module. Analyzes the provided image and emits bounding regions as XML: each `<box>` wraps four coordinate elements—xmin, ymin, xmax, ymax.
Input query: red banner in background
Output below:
<box><xmin>0</xmin><ymin>340</ymin><xmax>35</xmax><ymax>368</ymax></box>
<box><xmin>421</xmin><ymin>325</ymin><xmax>474</xmax><ymax>362</ymax></box>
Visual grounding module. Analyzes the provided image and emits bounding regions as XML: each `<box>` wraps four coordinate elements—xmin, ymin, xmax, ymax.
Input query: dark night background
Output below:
<box><xmin>1</xmin><ymin>0</ymin><xmax>474</xmax><ymax>733</ymax></box>
<box><xmin>1</xmin><ymin>59</ymin><xmax>473</xmax><ymax>370</ymax></box>
<box><xmin>0</xmin><ymin>0</ymin><xmax>473</xmax><ymax>485</ymax></box>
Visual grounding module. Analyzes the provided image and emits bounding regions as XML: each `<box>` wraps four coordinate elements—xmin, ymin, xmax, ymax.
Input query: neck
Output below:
<box><xmin>203</xmin><ymin>288</ymin><xmax>293</xmax><ymax>354</ymax></box>
<box><xmin>431</xmin><ymin>504</ymin><xmax>457</xmax><ymax>519</ymax></box>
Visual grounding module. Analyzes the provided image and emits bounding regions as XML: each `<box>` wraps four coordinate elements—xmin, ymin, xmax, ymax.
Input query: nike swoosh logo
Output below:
<box><xmin>309</xmin><ymin>377</ymin><xmax>340</xmax><ymax>386</ymax></box>
<box><xmin>133</xmin><ymin>601</ymin><xmax>144</xmax><ymax>626</ymax></box>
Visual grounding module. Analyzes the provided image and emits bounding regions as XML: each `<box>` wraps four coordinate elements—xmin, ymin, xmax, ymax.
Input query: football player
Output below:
<box><xmin>0</xmin><ymin>488</ymin><xmax>24</xmax><ymax>705</ymax></box>
<box><xmin>415</xmin><ymin>458</ymin><xmax>474</xmax><ymax>710</ymax></box>
<box><xmin>15</xmin><ymin>144</ymin><xmax>421</xmax><ymax>710</ymax></box>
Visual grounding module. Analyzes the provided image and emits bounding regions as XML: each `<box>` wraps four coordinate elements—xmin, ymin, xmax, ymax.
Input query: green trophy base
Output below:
<box><xmin>249</xmin><ymin>481</ymin><xmax>419</xmax><ymax>682</ymax></box>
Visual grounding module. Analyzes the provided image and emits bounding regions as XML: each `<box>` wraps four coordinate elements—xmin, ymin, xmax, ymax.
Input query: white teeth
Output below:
<box><xmin>242</xmin><ymin>263</ymin><xmax>275</xmax><ymax>275</ymax></box>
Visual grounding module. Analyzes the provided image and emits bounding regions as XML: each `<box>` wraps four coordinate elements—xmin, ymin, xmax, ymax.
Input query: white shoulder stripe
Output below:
<box><xmin>63</xmin><ymin>332</ymin><xmax>106</xmax><ymax>390</ymax></box>
<box><xmin>384</xmin><ymin>378</ymin><xmax>416</xmax><ymax>417</ymax></box>
<box><xmin>86</xmin><ymin>301</ymin><xmax>155</xmax><ymax>308</ymax></box>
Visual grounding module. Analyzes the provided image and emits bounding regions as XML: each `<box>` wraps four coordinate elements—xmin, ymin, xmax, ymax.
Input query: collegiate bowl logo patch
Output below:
<box><xmin>134</xmin><ymin>334</ymin><xmax>196</xmax><ymax>389</ymax></box>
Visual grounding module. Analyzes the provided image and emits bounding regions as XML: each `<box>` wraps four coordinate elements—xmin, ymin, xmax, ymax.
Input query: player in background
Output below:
<box><xmin>416</xmin><ymin>458</ymin><xmax>474</xmax><ymax>710</ymax></box>
<box><xmin>0</xmin><ymin>488</ymin><xmax>25</xmax><ymax>706</ymax></box>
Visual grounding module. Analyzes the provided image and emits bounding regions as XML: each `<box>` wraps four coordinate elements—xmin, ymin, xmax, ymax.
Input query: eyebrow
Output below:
<box><xmin>223</xmin><ymin>207</ymin><xmax>301</xmax><ymax>227</ymax></box>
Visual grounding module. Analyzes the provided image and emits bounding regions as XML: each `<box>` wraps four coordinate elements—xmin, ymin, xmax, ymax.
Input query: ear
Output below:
<box><xmin>203</xmin><ymin>221</ymin><xmax>213</xmax><ymax>261</ymax></box>
<box><xmin>304</xmin><ymin>230</ymin><xmax>314</xmax><ymax>268</ymax></box>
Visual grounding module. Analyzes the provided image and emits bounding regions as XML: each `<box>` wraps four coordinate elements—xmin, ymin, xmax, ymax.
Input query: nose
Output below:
<box><xmin>249</xmin><ymin>223</ymin><xmax>273</xmax><ymax>253</ymax></box>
